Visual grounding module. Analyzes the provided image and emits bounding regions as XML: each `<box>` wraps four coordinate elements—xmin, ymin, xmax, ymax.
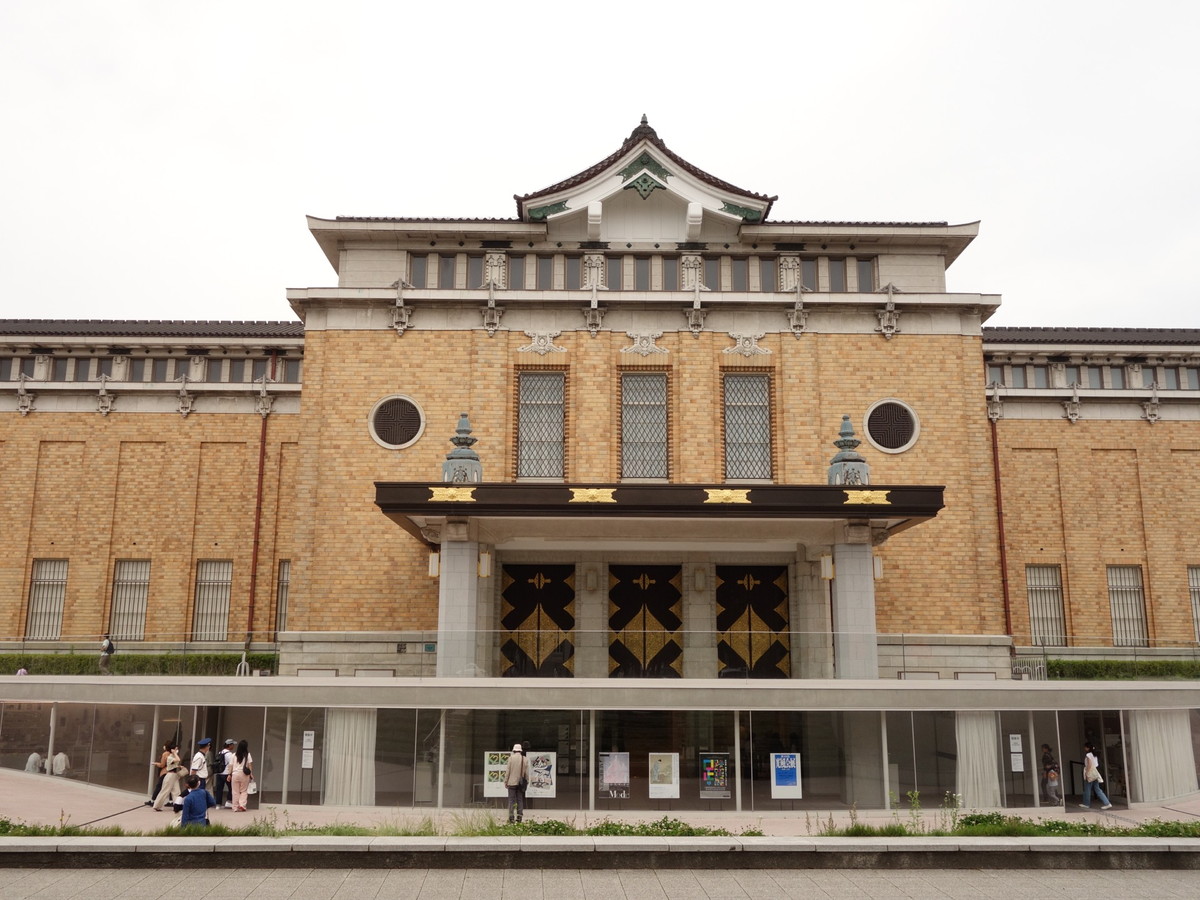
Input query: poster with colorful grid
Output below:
<box><xmin>699</xmin><ymin>752</ymin><xmax>730</xmax><ymax>799</ymax></box>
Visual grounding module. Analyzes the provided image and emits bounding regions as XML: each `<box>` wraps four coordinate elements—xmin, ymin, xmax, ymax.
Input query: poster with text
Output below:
<box><xmin>483</xmin><ymin>750</ymin><xmax>509</xmax><ymax>798</ymax></box>
<box><xmin>648</xmin><ymin>753</ymin><xmax>679</xmax><ymax>799</ymax></box>
<box><xmin>770</xmin><ymin>752</ymin><xmax>803</xmax><ymax>799</ymax></box>
<box><xmin>526</xmin><ymin>751</ymin><xmax>557</xmax><ymax>799</ymax></box>
<box><xmin>598</xmin><ymin>752</ymin><xmax>630</xmax><ymax>798</ymax></box>
<box><xmin>699</xmin><ymin>753</ymin><xmax>730</xmax><ymax>799</ymax></box>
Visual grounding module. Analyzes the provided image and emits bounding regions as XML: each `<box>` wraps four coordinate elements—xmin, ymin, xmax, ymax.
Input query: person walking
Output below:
<box><xmin>152</xmin><ymin>742</ymin><xmax>185</xmax><ymax>811</ymax></box>
<box><xmin>214</xmin><ymin>739</ymin><xmax>236</xmax><ymax>809</ymax></box>
<box><xmin>229</xmin><ymin>739</ymin><xmax>254</xmax><ymax>811</ymax></box>
<box><xmin>504</xmin><ymin>743</ymin><xmax>529</xmax><ymax>823</ymax></box>
<box><xmin>1079</xmin><ymin>742</ymin><xmax>1113</xmax><ymax>810</ymax></box>
<box><xmin>99</xmin><ymin>635</ymin><xmax>115</xmax><ymax>674</ymax></box>
<box><xmin>1040</xmin><ymin>743</ymin><xmax>1059</xmax><ymax>802</ymax></box>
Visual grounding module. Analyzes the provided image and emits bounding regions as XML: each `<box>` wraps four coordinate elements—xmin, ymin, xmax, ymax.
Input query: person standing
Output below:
<box><xmin>1079</xmin><ymin>742</ymin><xmax>1113</xmax><ymax>810</ymax></box>
<box><xmin>1040</xmin><ymin>743</ymin><xmax>1059</xmax><ymax>801</ymax></box>
<box><xmin>179</xmin><ymin>774</ymin><xmax>216</xmax><ymax>827</ymax></box>
<box><xmin>504</xmin><ymin>743</ymin><xmax>529</xmax><ymax>824</ymax></box>
<box><xmin>25</xmin><ymin>751</ymin><xmax>43</xmax><ymax>773</ymax></box>
<box><xmin>214</xmin><ymin>739</ymin><xmax>236</xmax><ymax>809</ymax></box>
<box><xmin>190</xmin><ymin>738</ymin><xmax>212</xmax><ymax>790</ymax></box>
<box><xmin>99</xmin><ymin>635</ymin><xmax>115</xmax><ymax>674</ymax></box>
<box><xmin>229</xmin><ymin>739</ymin><xmax>254</xmax><ymax>812</ymax></box>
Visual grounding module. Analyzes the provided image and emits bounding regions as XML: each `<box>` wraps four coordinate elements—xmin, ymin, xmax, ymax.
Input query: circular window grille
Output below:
<box><xmin>369</xmin><ymin>395</ymin><xmax>425</xmax><ymax>450</ymax></box>
<box><xmin>864</xmin><ymin>399</ymin><xmax>920</xmax><ymax>454</ymax></box>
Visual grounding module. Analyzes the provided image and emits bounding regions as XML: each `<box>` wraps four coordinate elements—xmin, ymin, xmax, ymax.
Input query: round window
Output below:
<box><xmin>369</xmin><ymin>395</ymin><xmax>425</xmax><ymax>450</ymax></box>
<box><xmin>864</xmin><ymin>399</ymin><xmax>920</xmax><ymax>454</ymax></box>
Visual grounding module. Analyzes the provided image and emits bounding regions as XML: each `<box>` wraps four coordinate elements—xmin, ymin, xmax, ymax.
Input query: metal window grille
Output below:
<box><xmin>1190</xmin><ymin>567</ymin><xmax>1200</xmax><ymax>642</ymax></box>
<box><xmin>517</xmin><ymin>372</ymin><xmax>565</xmax><ymax>478</ymax></box>
<box><xmin>1107</xmin><ymin>565</ymin><xmax>1148</xmax><ymax>647</ymax></box>
<box><xmin>193</xmin><ymin>560</ymin><xmax>232</xmax><ymax>641</ymax></box>
<box><xmin>1026</xmin><ymin>565</ymin><xmax>1066</xmax><ymax>646</ymax></box>
<box><xmin>275</xmin><ymin>560</ymin><xmax>291</xmax><ymax>634</ymax></box>
<box><xmin>724</xmin><ymin>374</ymin><xmax>771</xmax><ymax>480</ymax></box>
<box><xmin>621</xmin><ymin>373</ymin><xmax>667</xmax><ymax>478</ymax></box>
<box><xmin>110</xmin><ymin>560</ymin><xmax>150</xmax><ymax>641</ymax></box>
<box><xmin>26</xmin><ymin>559</ymin><xmax>67</xmax><ymax>640</ymax></box>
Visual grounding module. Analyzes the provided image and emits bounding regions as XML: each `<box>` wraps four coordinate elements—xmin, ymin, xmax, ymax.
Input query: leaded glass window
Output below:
<box><xmin>724</xmin><ymin>373</ymin><xmax>771</xmax><ymax>480</ymax></box>
<box><xmin>621</xmin><ymin>373</ymin><xmax>667</xmax><ymax>479</ymax></box>
<box><xmin>517</xmin><ymin>372</ymin><xmax>565</xmax><ymax>478</ymax></box>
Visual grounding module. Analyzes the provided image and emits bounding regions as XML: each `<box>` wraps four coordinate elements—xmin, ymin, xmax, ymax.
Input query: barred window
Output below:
<box><xmin>1107</xmin><ymin>565</ymin><xmax>1148</xmax><ymax>647</ymax></box>
<box><xmin>193</xmin><ymin>560</ymin><xmax>233</xmax><ymax>641</ymax></box>
<box><xmin>110</xmin><ymin>560</ymin><xmax>150</xmax><ymax>641</ymax></box>
<box><xmin>1190</xmin><ymin>567</ymin><xmax>1200</xmax><ymax>643</ymax></box>
<box><xmin>26</xmin><ymin>559</ymin><xmax>67</xmax><ymax>640</ymax></box>
<box><xmin>724</xmin><ymin>373</ymin><xmax>772</xmax><ymax>480</ymax></box>
<box><xmin>275</xmin><ymin>560</ymin><xmax>291</xmax><ymax>634</ymax></box>
<box><xmin>621</xmin><ymin>373</ymin><xmax>668</xmax><ymax>479</ymax></box>
<box><xmin>1026</xmin><ymin>565</ymin><xmax>1066</xmax><ymax>646</ymax></box>
<box><xmin>517</xmin><ymin>372</ymin><xmax>565</xmax><ymax>479</ymax></box>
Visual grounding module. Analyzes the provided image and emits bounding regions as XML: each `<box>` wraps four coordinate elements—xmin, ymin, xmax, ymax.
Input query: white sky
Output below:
<box><xmin>2</xmin><ymin>1</ymin><xmax>1197</xmax><ymax>328</ymax></box>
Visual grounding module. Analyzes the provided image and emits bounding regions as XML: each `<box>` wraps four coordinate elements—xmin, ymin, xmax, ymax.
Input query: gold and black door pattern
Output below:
<box><xmin>608</xmin><ymin>565</ymin><xmax>683</xmax><ymax>678</ymax></box>
<box><xmin>715</xmin><ymin>565</ymin><xmax>790</xmax><ymax>678</ymax></box>
<box><xmin>500</xmin><ymin>564</ymin><xmax>575</xmax><ymax>677</ymax></box>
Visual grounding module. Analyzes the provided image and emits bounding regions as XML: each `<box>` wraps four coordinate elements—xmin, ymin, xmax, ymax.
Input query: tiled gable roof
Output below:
<box><xmin>0</xmin><ymin>320</ymin><xmax>304</xmax><ymax>338</ymax></box>
<box><xmin>983</xmin><ymin>327</ymin><xmax>1200</xmax><ymax>345</ymax></box>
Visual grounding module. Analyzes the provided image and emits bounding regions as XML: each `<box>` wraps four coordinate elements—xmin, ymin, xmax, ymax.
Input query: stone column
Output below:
<box><xmin>831</xmin><ymin>524</ymin><xmax>878</xmax><ymax>679</ymax></box>
<box><xmin>436</xmin><ymin>523</ymin><xmax>483</xmax><ymax>677</ymax></box>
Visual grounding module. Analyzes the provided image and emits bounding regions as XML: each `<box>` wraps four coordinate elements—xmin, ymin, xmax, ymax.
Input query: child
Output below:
<box><xmin>1045</xmin><ymin>768</ymin><xmax>1063</xmax><ymax>804</ymax></box>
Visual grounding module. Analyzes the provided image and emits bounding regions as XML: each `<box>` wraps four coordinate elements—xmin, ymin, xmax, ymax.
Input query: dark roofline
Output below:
<box><xmin>983</xmin><ymin>326</ymin><xmax>1200</xmax><ymax>345</ymax></box>
<box><xmin>761</xmin><ymin>220</ymin><xmax>950</xmax><ymax>228</ymax></box>
<box><xmin>0</xmin><ymin>320</ymin><xmax>304</xmax><ymax>338</ymax></box>
<box><xmin>515</xmin><ymin>116</ymin><xmax>777</xmax><ymax>220</ymax></box>
<box><xmin>333</xmin><ymin>216</ymin><xmax>523</xmax><ymax>224</ymax></box>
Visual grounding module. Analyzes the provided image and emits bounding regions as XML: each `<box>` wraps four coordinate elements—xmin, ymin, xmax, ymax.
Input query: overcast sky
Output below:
<box><xmin>2</xmin><ymin>1</ymin><xmax>1196</xmax><ymax>328</ymax></box>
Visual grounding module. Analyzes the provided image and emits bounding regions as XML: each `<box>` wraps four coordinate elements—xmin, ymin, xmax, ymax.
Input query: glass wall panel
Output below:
<box><xmin>262</xmin><ymin>707</ymin><xmax>326</xmax><ymax>805</ymax></box>
<box><xmin>746</xmin><ymin>711</ymin><xmax>881</xmax><ymax>810</ymax></box>
<box><xmin>374</xmin><ymin>708</ymin><xmax>418</xmax><ymax>806</ymax></box>
<box><xmin>595</xmin><ymin>709</ymin><xmax>736</xmax><ymax>812</ymax></box>
<box><xmin>912</xmin><ymin>711</ymin><xmax>956</xmax><ymax>803</ymax></box>
<box><xmin>1</xmin><ymin>702</ymin><xmax>54</xmax><ymax>774</ymax></box>
<box><xmin>442</xmin><ymin>708</ymin><xmax>588</xmax><ymax>811</ymax></box>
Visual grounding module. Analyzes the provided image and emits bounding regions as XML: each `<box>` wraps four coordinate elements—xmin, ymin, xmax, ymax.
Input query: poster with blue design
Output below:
<box><xmin>770</xmin><ymin>752</ymin><xmax>802</xmax><ymax>799</ymax></box>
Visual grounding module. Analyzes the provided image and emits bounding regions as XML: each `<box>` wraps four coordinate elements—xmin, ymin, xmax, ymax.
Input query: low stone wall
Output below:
<box><xmin>877</xmin><ymin>634</ymin><xmax>1014</xmax><ymax>680</ymax></box>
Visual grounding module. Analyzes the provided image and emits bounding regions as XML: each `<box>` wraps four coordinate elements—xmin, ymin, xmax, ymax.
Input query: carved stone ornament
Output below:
<box><xmin>1142</xmin><ymin>383</ymin><xmax>1160</xmax><ymax>424</ymax></box>
<box><xmin>685</xmin><ymin>276</ymin><xmax>710</xmax><ymax>338</ymax></box>
<box><xmin>255</xmin><ymin>375</ymin><xmax>274</xmax><ymax>418</ymax></box>
<box><xmin>777</xmin><ymin>255</ymin><xmax>801</xmax><ymax>292</ymax></box>
<box><xmin>987</xmin><ymin>384</ymin><xmax>1004</xmax><ymax>422</ymax></box>
<box><xmin>481</xmin><ymin>282</ymin><xmax>504</xmax><ymax>336</ymax></box>
<box><xmin>389</xmin><ymin>278</ymin><xmax>415</xmax><ymax>336</ymax></box>
<box><xmin>724</xmin><ymin>333</ymin><xmax>771</xmax><ymax>357</ymax></box>
<box><xmin>622</xmin><ymin>332</ymin><xmax>668</xmax><ymax>357</ymax></box>
<box><xmin>485</xmin><ymin>253</ymin><xmax>508</xmax><ymax>289</ymax></box>
<box><xmin>518</xmin><ymin>331</ymin><xmax>567</xmax><ymax>356</ymax></box>
<box><xmin>16</xmin><ymin>374</ymin><xmax>35</xmax><ymax>416</ymax></box>
<box><xmin>419</xmin><ymin>526</ymin><xmax>442</xmax><ymax>544</ymax></box>
<box><xmin>582</xmin><ymin>283</ymin><xmax>607</xmax><ymax>337</ymax></box>
<box><xmin>1062</xmin><ymin>386</ymin><xmax>1082</xmax><ymax>424</ymax></box>
<box><xmin>787</xmin><ymin>282</ymin><xmax>812</xmax><ymax>337</ymax></box>
<box><xmin>583</xmin><ymin>254</ymin><xmax>606</xmax><ymax>288</ymax></box>
<box><xmin>96</xmin><ymin>375</ymin><xmax>115</xmax><ymax>417</ymax></box>
<box><xmin>875</xmin><ymin>283</ymin><xmax>903</xmax><ymax>340</ymax></box>
<box><xmin>176</xmin><ymin>374</ymin><xmax>194</xmax><ymax>418</ymax></box>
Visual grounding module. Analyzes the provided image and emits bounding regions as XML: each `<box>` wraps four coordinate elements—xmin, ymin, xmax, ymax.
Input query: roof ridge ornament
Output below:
<box><xmin>626</xmin><ymin>113</ymin><xmax>659</xmax><ymax>144</ymax></box>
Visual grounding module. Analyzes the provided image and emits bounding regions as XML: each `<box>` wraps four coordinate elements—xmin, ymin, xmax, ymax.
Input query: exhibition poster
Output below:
<box><xmin>770</xmin><ymin>752</ymin><xmax>803</xmax><ymax>799</ymax></box>
<box><xmin>648</xmin><ymin>752</ymin><xmax>679</xmax><ymax>799</ymax></box>
<box><xmin>598</xmin><ymin>751</ymin><xmax>630</xmax><ymax>798</ymax></box>
<box><xmin>699</xmin><ymin>753</ymin><xmax>730</xmax><ymax>799</ymax></box>
<box><xmin>483</xmin><ymin>750</ymin><xmax>557</xmax><ymax>799</ymax></box>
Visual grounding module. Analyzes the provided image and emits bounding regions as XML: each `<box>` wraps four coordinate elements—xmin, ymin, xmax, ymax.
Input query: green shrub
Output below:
<box><xmin>1047</xmin><ymin>658</ymin><xmax>1200</xmax><ymax>680</ymax></box>
<box><xmin>0</xmin><ymin>652</ymin><xmax>277</xmax><ymax>677</ymax></box>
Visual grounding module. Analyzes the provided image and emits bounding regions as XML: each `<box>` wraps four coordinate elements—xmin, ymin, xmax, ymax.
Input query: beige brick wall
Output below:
<box><xmin>996</xmin><ymin>419</ymin><xmax>1200</xmax><ymax>647</ymax></box>
<box><xmin>0</xmin><ymin>412</ymin><xmax>299</xmax><ymax>642</ymax></box>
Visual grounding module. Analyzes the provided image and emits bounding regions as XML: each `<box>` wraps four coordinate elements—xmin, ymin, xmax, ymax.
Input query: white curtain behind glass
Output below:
<box><xmin>1129</xmin><ymin>709</ymin><xmax>1198</xmax><ymax>801</ymax></box>
<box><xmin>323</xmin><ymin>708</ymin><xmax>377</xmax><ymax>806</ymax></box>
<box><xmin>955</xmin><ymin>711</ymin><xmax>1001</xmax><ymax>808</ymax></box>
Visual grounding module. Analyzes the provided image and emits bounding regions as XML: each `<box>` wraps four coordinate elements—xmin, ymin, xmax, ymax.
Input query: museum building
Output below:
<box><xmin>2</xmin><ymin>118</ymin><xmax>1198</xmax><ymax>814</ymax></box>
